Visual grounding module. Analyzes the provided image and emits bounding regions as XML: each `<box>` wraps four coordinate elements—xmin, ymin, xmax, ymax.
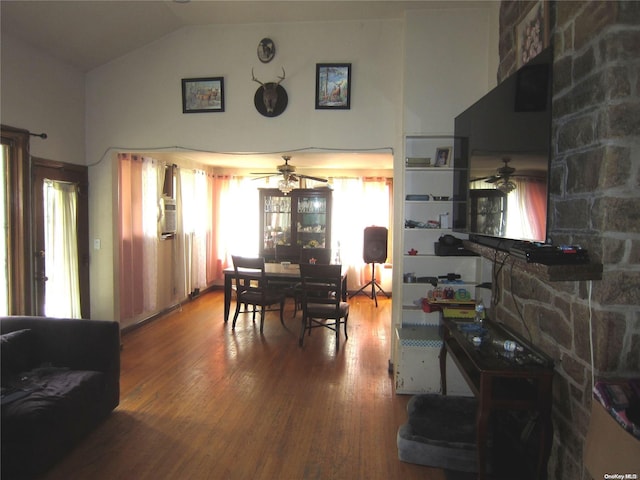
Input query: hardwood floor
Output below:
<box><xmin>41</xmin><ymin>290</ymin><xmax>445</xmax><ymax>480</ymax></box>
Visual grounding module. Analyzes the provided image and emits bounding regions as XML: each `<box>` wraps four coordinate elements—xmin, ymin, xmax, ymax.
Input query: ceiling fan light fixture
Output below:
<box><xmin>496</xmin><ymin>178</ymin><xmax>516</xmax><ymax>193</ymax></box>
<box><xmin>278</xmin><ymin>176</ymin><xmax>298</xmax><ymax>195</ymax></box>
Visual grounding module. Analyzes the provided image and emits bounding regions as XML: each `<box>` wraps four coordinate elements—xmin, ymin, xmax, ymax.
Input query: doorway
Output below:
<box><xmin>32</xmin><ymin>159</ymin><xmax>90</xmax><ymax>318</ymax></box>
<box><xmin>2</xmin><ymin>125</ymin><xmax>90</xmax><ymax>318</ymax></box>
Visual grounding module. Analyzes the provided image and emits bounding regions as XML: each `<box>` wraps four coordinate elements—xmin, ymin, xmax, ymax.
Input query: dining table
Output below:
<box><xmin>223</xmin><ymin>263</ymin><xmax>347</xmax><ymax>322</ymax></box>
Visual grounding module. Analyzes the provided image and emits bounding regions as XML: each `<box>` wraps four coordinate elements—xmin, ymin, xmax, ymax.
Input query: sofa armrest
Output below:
<box><xmin>0</xmin><ymin>316</ymin><xmax>120</xmax><ymax>407</ymax></box>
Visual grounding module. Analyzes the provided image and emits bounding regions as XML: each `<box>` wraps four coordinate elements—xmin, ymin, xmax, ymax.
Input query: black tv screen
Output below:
<box><xmin>453</xmin><ymin>48</ymin><xmax>552</xmax><ymax>249</ymax></box>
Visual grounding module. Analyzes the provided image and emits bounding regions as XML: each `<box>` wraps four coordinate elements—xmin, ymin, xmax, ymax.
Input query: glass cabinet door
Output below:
<box><xmin>469</xmin><ymin>189</ymin><xmax>507</xmax><ymax>237</ymax></box>
<box><xmin>263</xmin><ymin>194</ymin><xmax>291</xmax><ymax>251</ymax></box>
<box><xmin>259</xmin><ymin>188</ymin><xmax>332</xmax><ymax>261</ymax></box>
<box><xmin>295</xmin><ymin>195</ymin><xmax>327</xmax><ymax>248</ymax></box>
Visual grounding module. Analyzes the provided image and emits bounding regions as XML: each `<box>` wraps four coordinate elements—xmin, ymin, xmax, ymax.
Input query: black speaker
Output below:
<box><xmin>363</xmin><ymin>226</ymin><xmax>388</xmax><ymax>264</ymax></box>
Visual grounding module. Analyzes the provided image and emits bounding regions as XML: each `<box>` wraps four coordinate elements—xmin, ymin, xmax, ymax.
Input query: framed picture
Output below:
<box><xmin>257</xmin><ymin>38</ymin><xmax>275</xmax><ymax>63</ymax></box>
<box><xmin>315</xmin><ymin>63</ymin><xmax>351</xmax><ymax>110</ymax></box>
<box><xmin>182</xmin><ymin>77</ymin><xmax>225</xmax><ymax>113</ymax></box>
<box><xmin>435</xmin><ymin>147</ymin><xmax>451</xmax><ymax>167</ymax></box>
<box><xmin>516</xmin><ymin>0</ymin><xmax>549</xmax><ymax>68</ymax></box>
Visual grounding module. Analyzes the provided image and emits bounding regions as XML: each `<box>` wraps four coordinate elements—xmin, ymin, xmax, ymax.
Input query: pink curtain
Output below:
<box><xmin>119</xmin><ymin>167</ymin><xmax>392</xmax><ymax>303</ymax></box>
<box><xmin>207</xmin><ymin>174</ymin><xmax>229</xmax><ymax>282</ymax></box>
<box><xmin>330</xmin><ymin>176</ymin><xmax>392</xmax><ymax>290</ymax></box>
<box><xmin>525</xmin><ymin>179</ymin><xmax>547</xmax><ymax>241</ymax></box>
<box><xmin>118</xmin><ymin>154</ymin><xmax>144</xmax><ymax>319</ymax></box>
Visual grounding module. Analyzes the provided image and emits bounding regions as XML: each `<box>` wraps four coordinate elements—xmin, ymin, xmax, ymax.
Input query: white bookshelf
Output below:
<box><xmin>394</xmin><ymin>134</ymin><xmax>479</xmax><ymax>396</ymax></box>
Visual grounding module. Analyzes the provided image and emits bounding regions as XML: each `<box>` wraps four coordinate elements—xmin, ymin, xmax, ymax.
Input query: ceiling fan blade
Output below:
<box><xmin>251</xmin><ymin>174</ymin><xmax>278</xmax><ymax>181</ymax></box>
<box><xmin>485</xmin><ymin>176</ymin><xmax>499</xmax><ymax>183</ymax></box>
<box><xmin>298</xmin><ymin>174</ymin><xmax>328</xmax><ymax>182</ymax></box>
<box><xmin>254</xmin><ymin>156</ymin><xmax>327</xmax><ymax>185</ymax></box>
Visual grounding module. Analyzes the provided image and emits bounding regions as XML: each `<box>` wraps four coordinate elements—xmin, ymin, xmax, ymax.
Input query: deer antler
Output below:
<box><xmin>252</xmin><ymin>67</ymin><xmax>287</xmax><ymax>115</ymax></box>
<box><xmin>251</xmin><ymin>68</ymin><xmax>264</xmax><ymax>86</ymax></box>
<box><xmin>252</xmin><ymin>67</ymin><xmax>285</xmax><ymax>86</ymax></box>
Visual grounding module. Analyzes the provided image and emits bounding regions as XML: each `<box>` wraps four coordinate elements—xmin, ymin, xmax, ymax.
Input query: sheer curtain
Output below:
<box><xmin>175</xmin><ymin>168</ymin><xmax>209</xmax><ymax>296</ymax></box>
<box><xmin>43</xmin><ymin>179</ymin><xmax>81</xmax><ymax>318</ymax></box>
<box><xmin>218</xmin><ymin>176</ymin><xmax>262</xmax><ymax>260</ymax></box>
<box><xmin>207</xmin><ymin>175</ymin><xmax>260</xmax><ymax>280</ymax></box>
<box><xmin>118</xmin><ymin>154</ymin><xmax>163</xmax><ymax>320</ymax></box>
<box><xmin>522</xmin><ymin>178</ymin><xmax>547</xmax><ymax>241</ymax></box>
<box><xmin>328</xmin><ymin>177</ymin><xmax>392</xmax><ymax>289</ymax></box>
<box><xmin>118</xmin><ymin>164</ymin><xmax>392</xmax><ymax>318</ymax></box>
<box><xmin>204</xmin><ymin>175</ymin><xmax>391</xmax><ymax>289</ymax></box>
<box><xmin>206</xmin><ymin>173</ymin><xmax>222</xmax><ymax>283</ymax></box>
<box><xmin>505</xmin><ymin>178</ymin><xmax>547</xmax><ymax>241</ymax></box>
<box><xmin>141</xmin><ymin>158</ymin><xmax>163</xmax><ymax>312</ymax></box>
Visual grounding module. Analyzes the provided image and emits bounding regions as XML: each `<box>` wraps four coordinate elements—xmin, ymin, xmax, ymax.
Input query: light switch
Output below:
<box><xmin>93</xmin><ymin>239</ymin><xmax>101</xmax><ymax>250</ymax></box>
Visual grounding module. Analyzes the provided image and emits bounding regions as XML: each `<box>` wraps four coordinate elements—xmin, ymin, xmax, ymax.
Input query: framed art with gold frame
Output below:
<box><xmin>516</xmin><ymin>0</ymin><xmax>550</xmax><ymax>68</ymax></box>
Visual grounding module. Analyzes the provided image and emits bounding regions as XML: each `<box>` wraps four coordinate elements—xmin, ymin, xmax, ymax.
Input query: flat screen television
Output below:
<box><xmin>452</xmin><ymin>47</ymin><xmax>552</xmax><ymax>251</ymax></box>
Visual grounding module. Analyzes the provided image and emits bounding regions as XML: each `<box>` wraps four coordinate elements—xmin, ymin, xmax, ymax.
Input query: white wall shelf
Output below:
<box><xmin>393</xmin><ymin>134</ymin><xmax>479</xmax><ymax>396</ymax></box>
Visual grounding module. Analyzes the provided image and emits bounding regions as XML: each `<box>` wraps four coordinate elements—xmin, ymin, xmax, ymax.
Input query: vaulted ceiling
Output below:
<box><xmin>1</xmin><ymin>0</ymin><xmax>477</xmax><ymax>73</ymax></box>
<box><xmin>1</xmin><ymin>1</ymin><xmax>484</xmax><ymax>171</ymax></box>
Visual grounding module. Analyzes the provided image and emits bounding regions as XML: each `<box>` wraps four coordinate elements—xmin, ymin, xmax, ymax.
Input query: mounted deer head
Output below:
<box><xmin>252</xmin><ymin>67</ymin><xmax>286</xmax><ymax>116</ymax></box>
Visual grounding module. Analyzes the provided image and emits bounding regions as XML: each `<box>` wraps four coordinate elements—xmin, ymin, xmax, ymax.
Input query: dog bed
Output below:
<box><xmin>397</xmin><ymin>394</ymin><xmax>491</xmax><ymax>473</ymax></box>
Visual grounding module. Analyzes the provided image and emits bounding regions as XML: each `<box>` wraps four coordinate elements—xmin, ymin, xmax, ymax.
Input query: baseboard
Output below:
<box><xmin>121</xmin><ymin>285</ymin><xmax>222</xmax><ymax>335</ymax></box>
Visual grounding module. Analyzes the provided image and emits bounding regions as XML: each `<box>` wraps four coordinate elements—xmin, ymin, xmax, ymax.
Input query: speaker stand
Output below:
<box><xmin>353</xmin><ymin>262</ymin><xmax>390</xmax><ymax>307</ymax></box>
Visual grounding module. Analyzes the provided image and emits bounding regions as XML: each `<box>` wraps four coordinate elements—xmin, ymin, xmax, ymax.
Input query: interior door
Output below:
<box><xmin>32</xmin><ymin>158</ymin><xmax>90</xmax><ymax>318</ymax></box>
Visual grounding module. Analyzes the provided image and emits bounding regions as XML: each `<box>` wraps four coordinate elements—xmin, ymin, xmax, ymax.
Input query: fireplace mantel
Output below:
<box><xmin>463</xmin><ymin>241</ymin><xmax>603</xmax><ymax>282</ymax></box>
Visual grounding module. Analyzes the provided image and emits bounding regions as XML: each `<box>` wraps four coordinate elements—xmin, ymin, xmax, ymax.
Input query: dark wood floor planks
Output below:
<box><xmin>41</xmin><ymin>290</ymin><xmax>444</xmax><ymax>480</ymax></box>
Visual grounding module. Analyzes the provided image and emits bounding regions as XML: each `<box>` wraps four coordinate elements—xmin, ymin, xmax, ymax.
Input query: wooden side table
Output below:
<box><xmin>439</xmin><ymin>317</ymin><xmax>554</xmax><ymax>480</ymax></box>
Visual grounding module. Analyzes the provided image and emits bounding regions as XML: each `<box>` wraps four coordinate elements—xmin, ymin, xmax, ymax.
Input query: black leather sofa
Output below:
<box><xmin>1</xmin><ymin>316</ymin><xmax>120</xmax><ymax>479</ymax></box>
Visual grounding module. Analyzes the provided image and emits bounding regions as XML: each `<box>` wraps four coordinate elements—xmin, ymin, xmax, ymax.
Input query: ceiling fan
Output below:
<box><xmin>252</xmin><ymin>155</ymin><xmax>328</xmax><ymax>193</ymax></box>
<box><xmin>483</xmin><ymin>157</ymin><xmax>516</xmax><ymax>184</ymax></box>
<box><xmin>474</xmin><ymin>157</ymin><xmax>518</xmax><ymax>194</ymax></box>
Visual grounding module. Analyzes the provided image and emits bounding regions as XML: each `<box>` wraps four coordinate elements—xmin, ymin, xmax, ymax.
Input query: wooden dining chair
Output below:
<box><xmin>293</xmin><ymin>247</ymin><xmax>332</xmax><ymax>316</ymax></box>
<box><xmin>231</xmin><ymin>255</ymin><xmax>285</xmax><ymax>333</ymax></box>
<box><xmin>275</xmin><ymin>244</ymin><xmax>301</xmax><ymax>263</ymax></box>
<box><xmin>298</xmin><ymin>263</ymin><xmax>349</xmax><ymax>349</ymax></box>
<box><xmin>299</xmin><ymin>247</ymin><xmax>332</xmax><ymax>265</ymax></box>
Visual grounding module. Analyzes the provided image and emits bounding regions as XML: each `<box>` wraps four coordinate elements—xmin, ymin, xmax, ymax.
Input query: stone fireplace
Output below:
<box><xmin>493</xmin><ymin>1</ymin><xmax>640</xmax><ymax>479</ymax></box>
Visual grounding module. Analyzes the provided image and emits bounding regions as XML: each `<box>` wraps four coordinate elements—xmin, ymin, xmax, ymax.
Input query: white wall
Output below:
<box><xmin>0</xmin><ymin>35</ymin><xmax>85</xmax><ymax>164</ymax></box>
<box><xmin>85</xmin><ymin>19</ymin><xmax>405</xmax><ymax>320</ymax></box>
<box><xmin>85</xmin><ymin>20</ymin><xmax>404</xmax><ymax>157</ymax></box>
<box><xmin>403</xmin><ymin>7</ymin><xmax>498</xmax><ymax>135</ymax></box>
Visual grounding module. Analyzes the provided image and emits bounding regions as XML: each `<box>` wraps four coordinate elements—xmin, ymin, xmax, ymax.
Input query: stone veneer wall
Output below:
<box><xmin>496</xmin><ymin>2</ymin><xmax>640</xmax><ymax>479</ymax></box>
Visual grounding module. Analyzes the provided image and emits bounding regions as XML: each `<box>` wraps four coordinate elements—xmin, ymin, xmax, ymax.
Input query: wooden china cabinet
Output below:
<box><xmin>259</xmin><ymin>188</ymin><xmax>332</xmax><ymax>262</ymax></box>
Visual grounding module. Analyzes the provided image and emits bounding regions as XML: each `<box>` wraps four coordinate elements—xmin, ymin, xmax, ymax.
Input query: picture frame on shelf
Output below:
<box><xmin>315</xmin><ymin>63</ymin><xmax>351</xmax><ymax>110</ymax></box>
<box><xmin>434</xmin><ymin>147</ymin><xmax>451</xmax><ymax>167</ymax></box>
<box><xmin>515</xmin><ymin>0</ymin><xmax>550</xmax><ymax>68</ymax></box>
<box><xmin>181</xmin><ymin>77</ymin><xmax>225</xmax><ymax>113</ymax></box>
